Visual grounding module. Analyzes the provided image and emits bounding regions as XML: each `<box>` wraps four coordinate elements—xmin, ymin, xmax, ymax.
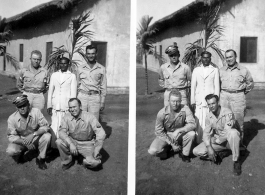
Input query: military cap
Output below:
<box><xmin>201</xmin><ymin>51</ymin><xmax>212</xmax><ymax>57</ymax></box>
<box><xmin>13</xmin><ymin>95</ymin><xmax>29</xmax><ymax>107</ymax></box>
<box><xmin>165</xmin><ymin>42</ymin><xmax>180</xmax><ymax>55</ymax></box>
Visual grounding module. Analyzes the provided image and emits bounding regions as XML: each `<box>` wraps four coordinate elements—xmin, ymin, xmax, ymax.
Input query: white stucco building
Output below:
<box><xmin>0</xmin><ymin>0</ymin><xmax>130</xmax><ymax>94</ymax></box>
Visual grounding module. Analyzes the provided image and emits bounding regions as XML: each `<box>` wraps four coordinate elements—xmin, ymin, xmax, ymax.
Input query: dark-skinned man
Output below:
<box><xmin>193</xmin><ymin>94</ymin><xmax>242</xmax><ymax>176</ymax></box>
<box><xmin>56</xmin><ymin>98</ymin><xmax>106</xmax><ymax>170</ymax></box>
<box><xmin>6</xmin><ymin>95</ymin><xmax>51</xmax><ymax>170</ymax></box>
<box><xmin>190</xmin><ymin>51</ymin><xmax>220</xmax><ymax>143</ymax></box>
<box><xmin>47</xmin><ymin>57</ymin><xmax>77</xmax><ymax>148</ymax></box>
<box><xmin>148</xmin><ymin>89</ymin><xmax>196</xmax><ymax>162</ymax></box>
<box><xmin>77</xmin><ymin>45</ymin><xmax>107</xmax><ymax>120</ymax></box>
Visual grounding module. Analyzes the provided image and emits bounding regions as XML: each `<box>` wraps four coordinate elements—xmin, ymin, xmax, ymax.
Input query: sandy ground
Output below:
<box><xmin>136</xmin><ymin>67</ymin><xmax>265</xmax><ymax>195</ymax></box>
<box><xmin>0</xmin><ymin>75</ymin><xmax>128</xmax><ymax>195</ymax></box>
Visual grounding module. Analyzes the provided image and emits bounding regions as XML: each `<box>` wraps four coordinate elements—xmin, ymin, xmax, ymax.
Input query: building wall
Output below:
<box><xmin>1</xmin><ymin>0</ymin><xmax>130</xmax><ymax>94</ymax></box>
<box><xmin>146</xmin><ymin>21</ymin><xmax>202</xmax><ymax>72</ymax></box>
<box><xmin>147</xmin><ymin>0</ymin><xmax>265</xmax><ymax>87</ymax></box>
<box><xmin>218</xmin><ymin>0</ymin><xmax>265</xmax><ymax>85</ymax></box>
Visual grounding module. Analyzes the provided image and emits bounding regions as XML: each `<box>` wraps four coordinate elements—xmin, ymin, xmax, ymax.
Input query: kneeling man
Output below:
<box><xmin>6</xmin><ymin>95</ymin><xmax>51</xmax><ymax>170</ymax></box>
<box><xmin>148</xmin><ymin>89</ymin><xmax>196</xmax><ymax>162</ymax></box>
<box><xmin>193</xmin><ymin>94</ymin><xmax>241</xmax><ymax>176</ymax></box>
<box><xmin>56</xmin><ymin>98</ymin><xmax>106</xmax><ymax>170</ymax></box>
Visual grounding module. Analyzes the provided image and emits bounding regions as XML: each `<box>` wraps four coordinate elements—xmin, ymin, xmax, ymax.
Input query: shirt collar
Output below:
<box><xmin>226</xmin><ymin>62</ymin><xmax>240</xmax><ymax>70</ymax></box>
<box><xmin>70</xmin><ymin>110</ymin><xmax>84</xmax><ymax>121</ymax></box>
<box><xmin>83</xmin><ymin>62</ymin><xmax>100</xmax><ymax>70</ymax></box>
<box><xmin>59</xmin><ymin>70</ymin><xmax>71</xmax><ymax>74</ymax></box>
<box><xmin>17</xmin><ymin>108</ymin><xmax>33</xmax><ymax>122</ymax></box>
<box><xmin>166</xmin><ymin>61</ymin><xmax>181</xmax><ymax>69</ymax></box>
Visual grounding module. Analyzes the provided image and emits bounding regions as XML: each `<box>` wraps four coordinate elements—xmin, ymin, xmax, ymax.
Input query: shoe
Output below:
<box><xmin>179</xmin><ymin>152</ymin><xmax>191</xmax><ymax>163</ymax></box>
<box><xmin>233</xmin><ymin>161</ymin><xmax>242</xmax><ymax>176</ymax></box>
<box><xmin>62</xmin><ymin>160</ymin><xmax>75</xmax><ymax>171</ymax></box>
<box><xmin>36</xmin><ymin>158</ymin><xmax>47</xmax><ymax>170</ymax></box>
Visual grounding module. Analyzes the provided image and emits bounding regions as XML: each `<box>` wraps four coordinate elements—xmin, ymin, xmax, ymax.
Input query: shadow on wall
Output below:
<box><xmin>9</xmin><ymin>0</ymin><xmax>101</xmax><ymax>40</ymax></box>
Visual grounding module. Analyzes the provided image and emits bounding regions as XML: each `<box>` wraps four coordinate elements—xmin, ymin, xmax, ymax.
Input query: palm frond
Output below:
<box><xmin>4</xmin><ymin>52</ymin><xmax>20</xmax><ymax>70</ymax></box>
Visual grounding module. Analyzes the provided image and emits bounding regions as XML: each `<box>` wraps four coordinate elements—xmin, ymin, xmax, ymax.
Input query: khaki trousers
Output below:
<box><xmin>23</xmin><ymin>92</ymin><xmax>45</xmax><ymax>112</ymax></box>
<box><xmin>6</xmin><ymin>133</ymin><xmax>51</xmax><ymax>159</ymax></box>
<box><xmin>193</xmin><ymin>128</ymin><xmax>240</xmax><ymax>161</ymax></box>
<box><xmin>148</xmin><ymin>131</ymin><xmax>195</xmax><ymax>157</ymax></box>
<box><xmin>56</xmin><ymin>138</ymin><xmax>101</xmax><ymax>168</ymax></box>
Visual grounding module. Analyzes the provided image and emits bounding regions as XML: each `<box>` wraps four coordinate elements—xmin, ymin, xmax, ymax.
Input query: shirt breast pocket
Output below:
<box><xmin>94</xmin><ymin>73</ymin><xmax>103</xmax><ymax>83</ymax></box>
<box><xmin>237</xmin><ymin>76</ymin><xmax>244</xmax><ymax>83</ymax></box>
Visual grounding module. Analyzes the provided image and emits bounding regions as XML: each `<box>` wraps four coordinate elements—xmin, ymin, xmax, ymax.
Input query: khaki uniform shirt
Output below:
<box><xmin>220</xmin><ymin>63</ymin><xmax>254</xmax><ymax>93</ymax></box>
<box><xmin>158</xmin><ymin>62</ymin><xmax>191</xmax><ymax>89</ymax></box>
<box><xmin>17</xmin><ymin>65</ymin><xmax>49</xmax><ymax>93</ymax></box>
<box><xmin>155</xmin><ymin>105</ymin><xmax>196</xmax><ymax>144</ymax></box>
<box><xmin>203</xmin><ymin>107</ymin><xmax>236</xmax><ymax>146</ymax></box>
<box><xmin>77</xmin><ymin>62</ymin><xmax>107</xmax><ymax>104</ymax></box>
<box><xmin>58</xmin><ymin>111</ymin><xmax>106</xmax><ymax>147</ymax></box>
<box><xmin>7</xmin><ymin>108</ymin><xmax>49</xmax><ymax>143</ymax></box>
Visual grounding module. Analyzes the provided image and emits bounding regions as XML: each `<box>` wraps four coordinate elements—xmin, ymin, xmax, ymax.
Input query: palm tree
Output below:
<box><xmin>182</xmin><ymin>2</ymin><xmax>225</xmax><ymax>71</ymax></box>
<box><xmin>45</xmin><ymin>12</ymin><xmax>93</xmax><ymax>75</ymax></box>
<box><xmin>0</xmin><ymin>17</ymin><xmax>19</xmax><ymax>71</ymax></box>
<box><xmin>136</xmin><ymin>15</ymin><xmax>157</xmax><ymax>95</ymax></box>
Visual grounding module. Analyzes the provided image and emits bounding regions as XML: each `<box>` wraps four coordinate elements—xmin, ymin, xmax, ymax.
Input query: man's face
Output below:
<box><xmin>169</xmin><ymin>53</ymin><xmax>180</xmax><ymax>64</ymax></box>
<box><xmin>86</xmin><ymin>48</ymin><xmax>97</xmax><ymax>63</ymax></box>
<box><xmin>69</xmin><ymin>100</ymin><xmax>81</xmax><ymax>118</ymax></box>
<box><xmin>201</xmin><ymin>54</ymin><xmax>211</xmax><ymax>66</ymax></box>
<box><xmin>17</xmin><ymin>103</ymin><xmax>30</xmax><ymax>117</ymax></box>
<box><xmin>30</xmin><ymin>53</ymin><xmax>42</xmax><ymax>68</ymax></box>
<box><xmin>169</xmin><ymin>95</ymin><xmax>181</xmax><ymax>111</ymax></box>
<box><xmin>59</xmin><ymin>59</ymin><xmax>69</xmax><ymax>72</ymax></box>
<box><xmin>225</xmin><ymin>51</ymin><xmax>237</xmax><ymax>66</ymax></box>
<box><xmin>207</xmin><ymin>97</ymin><xmax>219</xmax><ymax>113</ymax></box>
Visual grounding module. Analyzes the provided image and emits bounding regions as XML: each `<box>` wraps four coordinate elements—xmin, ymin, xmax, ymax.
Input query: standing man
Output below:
<box><xmin>148</xmin><ymin>90</ymin><xmax>196</xmax><ymax>162</ymax></box>
<box><xmin>158</xmin><ymin>42</ymin><xmax>191</xmax><ymax>106</ymax></box>
<box><xmin>47</xmin><ymin>57</ymin><xmax>77</xmax><ymax>147</ymax></box>
<box><xmin>190</xmin><ymin>51</ymin><xmax>220</xmax><ymax>143</ymax></box>
<box><xmin>193</xmin><ymin>94</ymin><xmax>242</xmax><ymax>176</ymax></box>
<box><xmin>6</xmin><ymin>95</ymin><xmax>51</xmax><ymax>170</ymax></box>
<box><xmin>56</xmin><ymin>98</ymin><xmax>106</xmax><ymax>170</ymax></box>
<box><xmin>17</xmin><ymin>50</ymin><xmax>49</xmax><ymax>112</ymax></box>
<box><xmin>220</xmin><ymin>49</ymin><xmax>254</xmax><ymax>141</ymax></box>
<box><xmin>77</xmin><ymin>45</ymin><xmax>107</xmax><ymax>120</ymax></box>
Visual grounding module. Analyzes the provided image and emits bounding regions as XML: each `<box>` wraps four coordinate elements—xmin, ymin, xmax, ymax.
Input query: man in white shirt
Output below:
<box><xmin>47</xmin><ymin>57</ymin><xmax>77</xmax><ymax>147</ymax></box>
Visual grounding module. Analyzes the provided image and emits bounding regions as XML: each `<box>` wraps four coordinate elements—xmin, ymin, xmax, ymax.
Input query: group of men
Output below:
<box><xmin>148</xmin><ymin>42</ymin><xmax>254</xmax><ymax>176</ymax></box>
<box><xmin>6</xmin><ymin>45</ymin><xmax>107</xmax><ymax>170</ymax></box>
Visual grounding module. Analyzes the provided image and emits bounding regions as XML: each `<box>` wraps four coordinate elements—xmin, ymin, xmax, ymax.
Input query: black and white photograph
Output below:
<box><xmin>0</xmin><ymin>0</ymin><xmax>129</xmax><ymax>194</ymax></box>
<box><xmin>136</xmin><ymin>0</ymin><xmax>265</xmax><ymax>194</ymax></box>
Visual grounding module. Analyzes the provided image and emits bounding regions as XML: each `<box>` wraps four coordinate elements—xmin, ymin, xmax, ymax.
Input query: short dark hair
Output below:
<box><xmin>60</xmin><ymin>57</ymin><xmax>70</xmax><ymax>64</ymax></box>
<box><xmin>69</xmin><ymin>98</ymin><xmax>82</xmax><ymax>106</ymax></box>
<box><xmin>86</xmin><ymin>44</ymin><xmax>97</xmax><ymax>53</ymax></box>
<box><xmin>225</xmin><ymin>49</ymin><xmax>237</xmax><ymax>58</ymax></box>
<box><xmin>205</xmin><ymin>94</ymin><xmax>219</xmax><ymax>102</ymax></box>
<box><xmin>169</xmin><ymin>89</ymin><xmax>182</xmax><ymax>99</ymax></box>
<box><xmin>31</xmin><ymin>50</ymin><xmax>42</xmax><ymax>58</ymax></box>
<box><xmin>201</xmin><ymin>51</ymin><xmax>212</xmax><ymax>57</ymax></box>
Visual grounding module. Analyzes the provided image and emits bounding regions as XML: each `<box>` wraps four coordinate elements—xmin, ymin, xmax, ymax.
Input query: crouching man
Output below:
<box><xmin>193</xmin><ymin>94</ymin><xmax>241</xmax><ymax>176</ymax></box>
<box><xmin>148</xmin><ymin>89</ymin><xmax>196</xmax><ymax>162</ymax></box>
<box><xmin>6</xmin><ymin>95</ymin><xmax>51</xmax><ymax>170</ymax></box>
<box><xmin>56</xmin><ymin>98</ymin><xmax>106</xmax><ymax>171</ymax></box>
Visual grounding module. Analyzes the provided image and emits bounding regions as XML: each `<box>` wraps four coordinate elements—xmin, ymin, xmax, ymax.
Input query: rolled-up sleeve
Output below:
<box><xmin>7</xmin><ymin>117</ymin><xmax>20</xmax><ymax>143</ymax></box>
<box><xmin>155</xmin><ymin>110</ymin><xmax>172</xmax><ymax>144</ymax></box>
<box><xmin>182</xmin><ymin>106</ymin><xmax>196</xmax><ymax>132</ymax></box>
<box><xmin>245</xmin><ymin>69</ymin><xmax>254</xmax><ymax>94</ymax></box>
<box><xmin>58</xmin><ymin>117</ymin><xmax>73</xmax><ymax>146</ymax></box>
<box><xmin>100</xmin><ymin>68</ymin><xmax>107</xmax><ymax>104</ymax></box>
<box><xmin>36</xmin><ymin>109</ymin><xmax>50</xmax><ymax>132</ymax></box>
<box><xmin>158</xmin><ymin>67</ymin><xmax>165</xmax><ymax>88</ymax></box>
<box><xmin>16</xmin><ymin>69</ymin><xmax>24</xmax><ymax>92</ymax></box>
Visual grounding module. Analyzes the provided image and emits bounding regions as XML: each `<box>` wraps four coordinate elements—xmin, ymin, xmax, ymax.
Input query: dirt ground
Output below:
<box><xmin>0</xmin><ymin>75</ymin><xmax>128</xmax><ymax>195</ymax></box>
<box><xmin>136</xmin><ymin>67</ymin><xmax>265</xmax><ymax>195</ymax></box>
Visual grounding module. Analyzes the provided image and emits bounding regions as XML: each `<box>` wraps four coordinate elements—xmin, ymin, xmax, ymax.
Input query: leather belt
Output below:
<box><xmin>24</xmin><ymin>89</ymin><xmax>42</xmax><ymax>94</ymax></box>
<box><xmin>166</xmin><ymin>87</ymin><xmax>190</xmax><ymax>91</ymax></box>
<box><xmin>222</xmin><ymin>89</ymin><xmax>245</xmax><ymax>93</ymax></box>
<box><xmin>79</xmin><ymin>89</ymin><xmax>100</xmax><ymax>95</ymax></box>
